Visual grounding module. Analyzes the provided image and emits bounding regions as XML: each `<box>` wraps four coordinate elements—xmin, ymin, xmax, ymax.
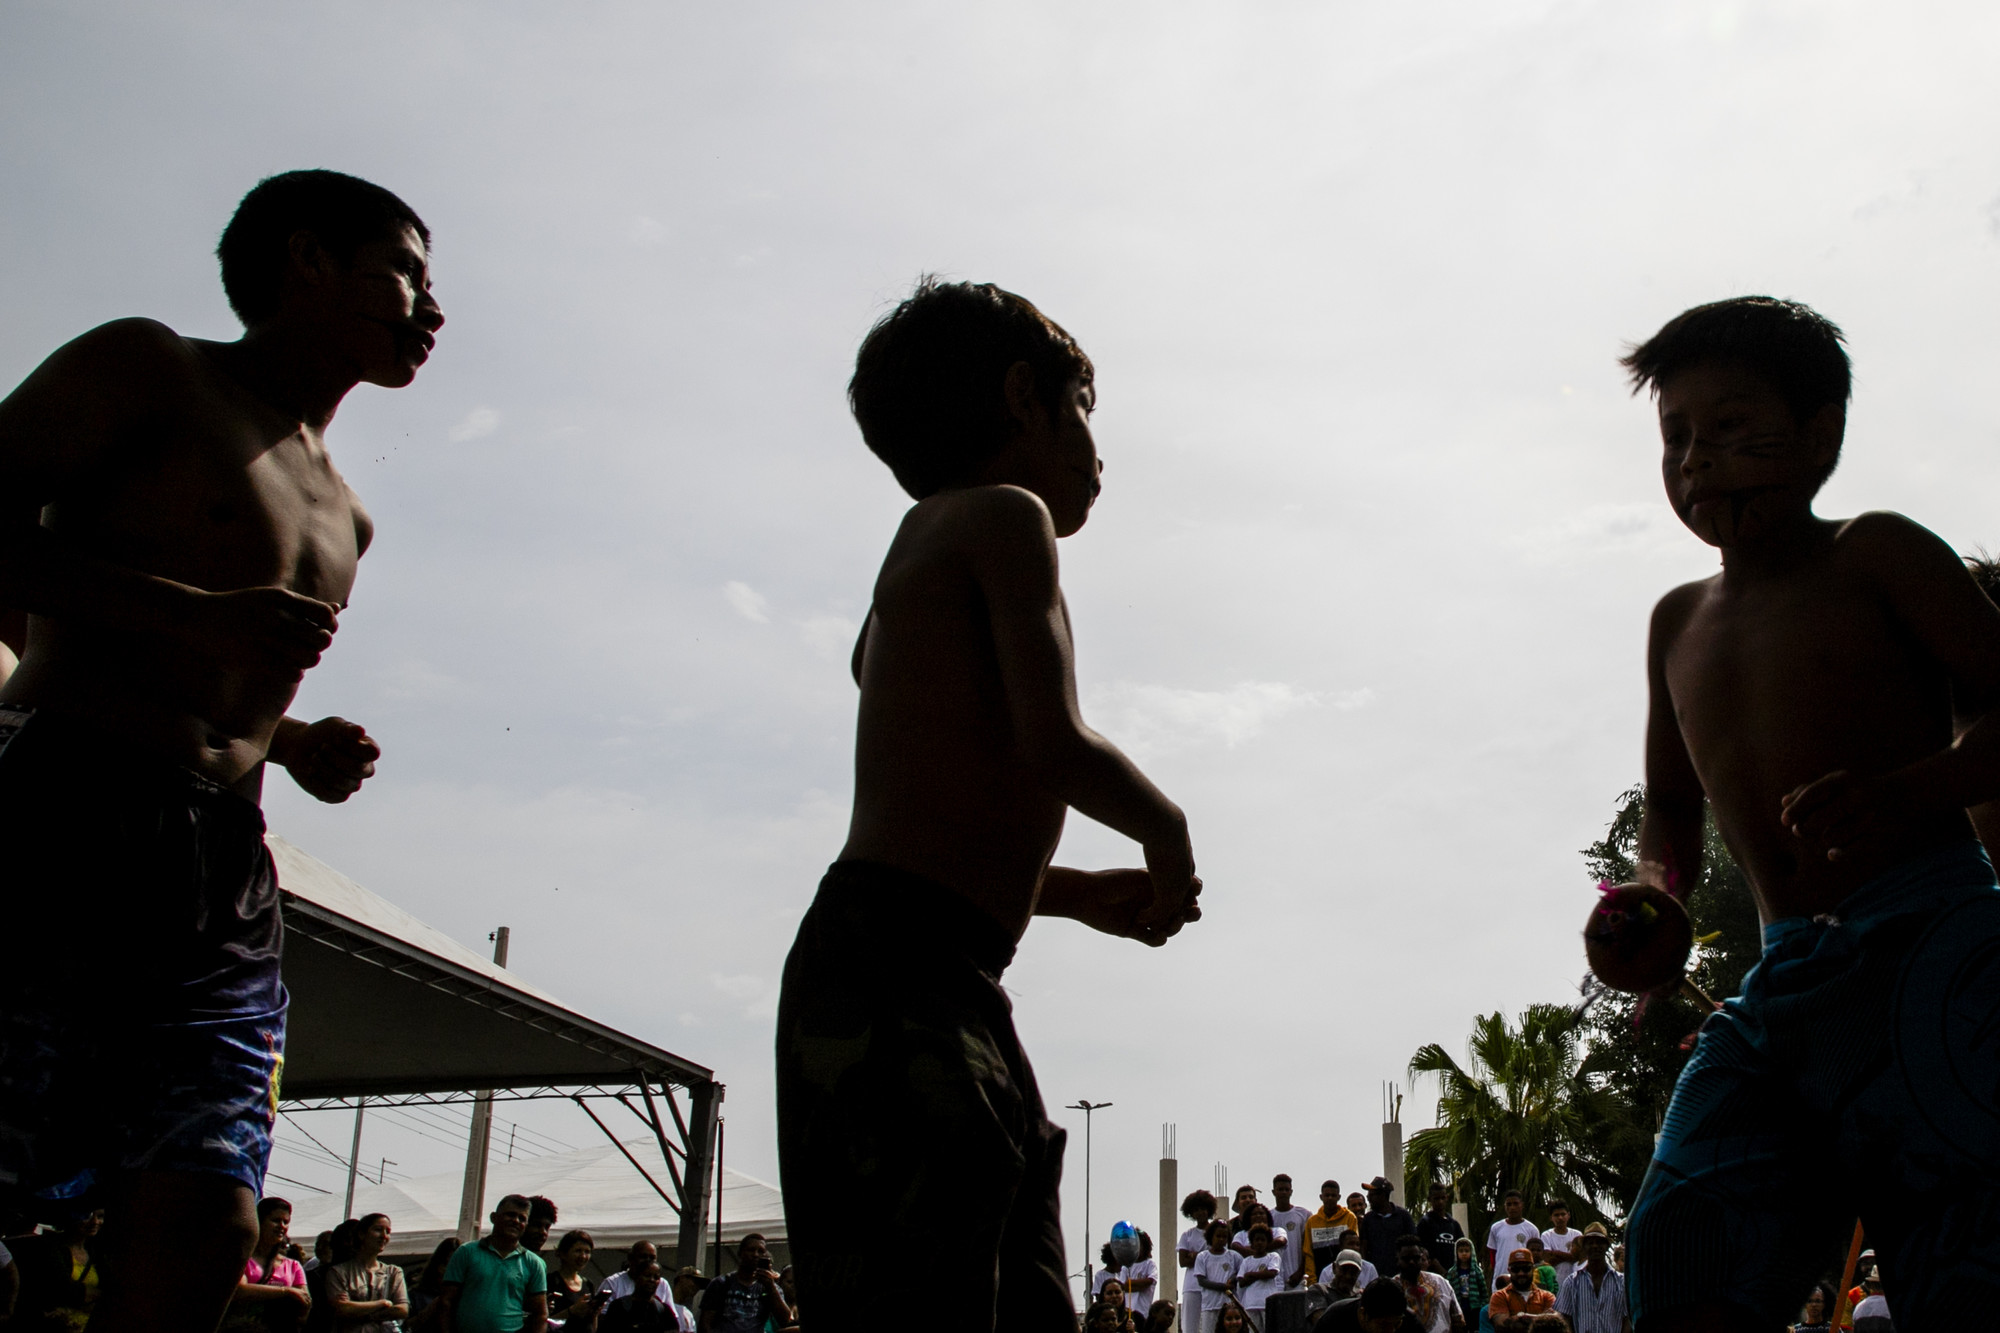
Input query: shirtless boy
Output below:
<box><xmin>774</xmin><ymin>279</ymin><xmax>1201</xmax><ymax>1331</ymax></box>
<box><xmin>0</xmin><ymin>169</ymin><xmax>442</xmax><ymax>1332</ymax></box>
<box><xmin>1617</xmin><ymin>297</ymin><xmax>2000</xmax><ymax>1331</ymax></box>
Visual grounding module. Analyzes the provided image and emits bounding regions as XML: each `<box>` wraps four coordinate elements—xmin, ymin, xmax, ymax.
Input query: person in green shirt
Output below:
<box><xmin>439</xmin><ymin>1196</ymin><xmax>549</xmax><ymax>1333</ymax></box>
<box><xmin>1525</xmin><ymin>1238</ymin><xmax>1559</xmax><ymax>1296</ymax></box>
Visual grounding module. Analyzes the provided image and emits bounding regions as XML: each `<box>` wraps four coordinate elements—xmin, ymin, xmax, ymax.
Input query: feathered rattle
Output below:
<box><xmin>1582</xmin><ymin>878</ymin><xmax>1696</xmax><ymax>996</ymax></box>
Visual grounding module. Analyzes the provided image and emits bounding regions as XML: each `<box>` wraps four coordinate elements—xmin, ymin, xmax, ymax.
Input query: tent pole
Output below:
<box><xmin>714</xmin><ymin>1115</ymin><xmax>725</xmax><ymax>1275</ymax></box>
<box><xmin>455</xmin><ymin>926</ymin><xmax>509</xmax><ymax>1241</ymax></box>
<box><xmin>676</xmin><ymin>1080</ymin><xmax>722</xmax><ymax>1275</ymax></box>
<box><xmin>342</xmin><ymin>1096</ymin><xmax>367</xmax><ymax>1217</ymax></box>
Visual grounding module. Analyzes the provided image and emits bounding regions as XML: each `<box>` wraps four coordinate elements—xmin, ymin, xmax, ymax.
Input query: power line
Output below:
<box><xmin>264</xmin><ymin>1170</ymin><xmax>332</xmax><ymax>1195</ymax></box>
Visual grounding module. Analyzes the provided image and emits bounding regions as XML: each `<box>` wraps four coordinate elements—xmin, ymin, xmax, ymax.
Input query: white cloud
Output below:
<box><xmin>723</xmin><ymin>581</ymin><xmax>770</xmax><ymax>623</ymax></box>
<box><xmin>1086</xmin><ymin>680</ymin><xmax>1358</xmax><ymax>757</ymax></box>
<box><xmin>710</xmin><ymin>973</ymin><xmax>764</xmax><ymax>999</ymax></box>
<box><xmin>796</xmin><ymin>613</ymin><xmax>858</xmax><ymax>662</ymax></box>
<box><xmin>448</xmin><ymin>407</ymin><xmax>501</xmax><ymax>442</ymax></box>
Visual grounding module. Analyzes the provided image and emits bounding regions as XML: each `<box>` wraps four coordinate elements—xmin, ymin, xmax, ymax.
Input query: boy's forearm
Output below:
<box><xmin>1028</xmin><ymin>728</ymin><xmax>1185</xmax><ymax>851</ymax></box>
<box><xmin>1900</xmin><ymin>715</ymin><xmax>2000</xmax><ymax>812</ymax></box>
<box><xmin>1635</xmin><ymin>792</ymin><xmax>1704</xmax><ymax>895</ymax></box>
<box><xmin>0</xmin><ymin>524</ymin><xmax>193</xmax><ymax>636</ymax></box>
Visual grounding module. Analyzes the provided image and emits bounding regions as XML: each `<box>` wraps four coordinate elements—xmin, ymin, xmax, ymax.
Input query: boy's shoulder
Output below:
<box><xmin>903</xmin><ymin>483</ymin><xmax>1056</xmax><ymax>538</ymax></box>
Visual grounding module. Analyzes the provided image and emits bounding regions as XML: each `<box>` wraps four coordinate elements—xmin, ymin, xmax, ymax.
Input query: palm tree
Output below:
<box><xmin>1406</xmin><ymin>1003</ymin><xmax>1644</xmax><ymax>1233</ymax></box>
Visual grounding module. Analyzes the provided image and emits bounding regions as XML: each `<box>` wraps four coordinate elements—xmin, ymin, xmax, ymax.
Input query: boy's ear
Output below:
<box><xmin>285</xmin><ymin>229</ymin><xmax>341</xmax><ymax>294</ymax></box>
<box><xmin>1003</xmin><ymin>360</ymin><xmax>1041</xmax><ymax>428</ymax></box>
<box><xmin>1805</xmin><ymin>402</ymin><xmax>1846</xmax><ymax>469</ymax></box>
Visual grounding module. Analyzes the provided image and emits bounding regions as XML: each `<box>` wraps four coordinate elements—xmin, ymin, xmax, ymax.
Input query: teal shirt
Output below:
<box><xmin>444</xmin><ymin>1238</ymin><xmax>548</xmax><ymax>1333</ymax></box>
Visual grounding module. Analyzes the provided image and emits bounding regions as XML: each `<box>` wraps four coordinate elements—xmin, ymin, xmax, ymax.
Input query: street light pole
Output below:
<box><xmin>1066</xmin><ymin>1099</ymin><xmax>1113</xmax><ymax>1299</ymax></box>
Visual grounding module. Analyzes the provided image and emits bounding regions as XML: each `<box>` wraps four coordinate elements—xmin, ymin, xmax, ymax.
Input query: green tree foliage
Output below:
<box><xmin>1575</xmin><ymin>784</ymin><xmax>1762</xmax><ymax>1207</ymax></box>
<box><xmin>1405</xmin><ymin>1004</ymin><xmax>1648</xmax><ymax>1241</ymax></box>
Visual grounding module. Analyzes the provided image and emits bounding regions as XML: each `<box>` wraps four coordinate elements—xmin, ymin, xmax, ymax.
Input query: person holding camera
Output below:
<box><xmin>698</xmin><ymin>1236</ymin><xmax>790</xmax><ymax>1333</ymax></box>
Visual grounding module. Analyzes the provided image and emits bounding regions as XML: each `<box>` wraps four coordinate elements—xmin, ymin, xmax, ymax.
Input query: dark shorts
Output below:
<box><xmin>775</xmin><ymin>860</ymin><xmax>1071</xmax><ymax>1332</ymax></box>
<box><xmin>0</xmin><ymin>705</ymin><xmax>285</xmax><ymax>1206</ymax></box>
<box><xmin>1628</xmin><ymin>840</ymin><xmax>2000</xmax><ymax>1328</ymax></box>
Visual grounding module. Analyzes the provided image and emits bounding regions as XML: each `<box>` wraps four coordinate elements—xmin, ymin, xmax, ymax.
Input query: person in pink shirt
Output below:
<box><xmin>224</xmin><ymin>1197</ymin><xmax>310</xmax><ymax>1331</ymax></box>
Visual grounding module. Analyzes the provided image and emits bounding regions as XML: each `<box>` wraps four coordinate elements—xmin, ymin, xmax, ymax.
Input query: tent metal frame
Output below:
<box><xmin>276</xmin><ymin>892</ymin><xmax>723</xmax><ymax>1268</ymax></box>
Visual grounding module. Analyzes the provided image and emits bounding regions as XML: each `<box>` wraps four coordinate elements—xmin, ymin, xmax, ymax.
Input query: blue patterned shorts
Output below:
<box><xmin>1628</xmin><ymin>840</ymin><xmax>2000</xmax><ymax>1328</ymax></box>
<box><xmin>0</xmin><ymin>705</ymin><xmax>285</xmax><ymax>1208</ymax></box>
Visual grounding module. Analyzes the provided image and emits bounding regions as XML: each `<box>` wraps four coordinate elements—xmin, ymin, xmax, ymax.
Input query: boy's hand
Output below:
<box><xmin>1138</xmin><ymin>826</ymin><xmax>1200</xmax><ymax>936</ymax></box>
<box><xmin>275</xmin><ymin>716</ymin><xmax>381</xmax><ymax>803</ymax></box>
<box><xmin>1781</xmin><ymin>769</ymin><xmax>1921</xmax><ymax>861</ymax></box>
<box><xmin>1047</xmin><ymin>866</ymin><xmax>1202</xmax><ymax>945</ymax></box>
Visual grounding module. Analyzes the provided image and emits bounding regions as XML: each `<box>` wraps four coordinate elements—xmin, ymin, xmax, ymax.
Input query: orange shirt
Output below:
<box><xmin>1488</xmin><ymin>1285</ymin><xmax>1556</xmax><ymax>1322</ymax></box>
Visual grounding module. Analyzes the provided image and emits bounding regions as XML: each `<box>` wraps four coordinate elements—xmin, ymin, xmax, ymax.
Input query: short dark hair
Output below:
<box><xmin>1273</xmin><ymin>1174</ymin><xmax>1292</xmax><ymax>1185</ymax></box>
<box><xmin>1548</xmin><ymin>1200</ymin><xmax>1570</xmax><ymax>1213</ymax></box>
<box><xmin>848</xmin><ymin>276</ymin><xmax>1093</xmax><ymax>500</ymax></box>
<box><xmin>1249</xmin><ymin>1222</ymin><xmax>1271</xmax><ymax>1240</ymax></box>
<box><xmin>1182</xmin><ymin>1189</ymin><xmax>1218</xmax><ymax>1220</ymax></box>
<box><xmin>217</xmin><ymin>169</ymin><xmax>429</xmax><ymax>325</ymax></box>
<box><xmin>1359</xmin><ymin>1277</ymin><xmax>1408</xmax><ymax>1317</ymax></box>
<box><xmin>256</xmin><ymin>1196</ymin><xmax>292</xmax><ymax>1221</ymax></box>
<box><xmin>1620</xmin><ymin>296</ymin><xmax>1850</xmax><ymax>426</ymax></box>
<box><xmin>556</xmin><ymin>1229</ymin><xmax>593</xmax><ymax>1254</ymax></box>
<box><xmin>1503</xmin><ymin>1189</ymin><xmax>1524</xmax><ymax>1203</ymax></box>
<box><xmin>494</xmin><ymin>1194</ymin><xmax>532</xmax><ymax>1215</ymax></box>
<box><xmin>1396</xmin><ymin>1233</ymin><xmax>1425</xmax><ymax>1252</ymax></box>
<box><xmin>1321</xmin><ymin>1180</ymin><xmax>1340</xmax><ymax>1192</ymax></box>
<box><xmin>527</xmin><ymin>1196</ymin><xmax>558</xmax><ymax>1226</ymax></box>
<box><xmin>1206</xmin><ymin>1219</ymin><xmax>1232</xmax><ymax>1241</ymax></box>
<box><xmin>738</xmin><ymin>1232</ymin><xmax>768</xmax><ymax>1254</ymax></box>
<box><xmin>1967</xmin><ymin>552</ymin><xmax>2000</xmax><ymax>605</ymax></box>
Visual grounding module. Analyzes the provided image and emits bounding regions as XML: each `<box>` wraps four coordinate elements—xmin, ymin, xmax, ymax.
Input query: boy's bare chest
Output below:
<box><xmin>59</xmin><ymin>406</ymin><xmax>366</xmax><ymax>604</ymax></box>
<box><xmin>1666</xmin><ymin>577</ymin><xmax>1934</xmax><ymax>744</ymax></box>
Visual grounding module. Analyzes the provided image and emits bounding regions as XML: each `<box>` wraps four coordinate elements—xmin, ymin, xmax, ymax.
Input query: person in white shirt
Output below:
<box><xmin>1192</xmin><ymin>1221</ymin><xmax>1242</xmax><ymax>1333</ymax></box>
<box><xmin>1551</xmin><ymin>1225</ymin><xmax>1628</xmax><ymax>1333</ymax></box>
<box><xmin>1230</xmin><ymin>1204</ymin><xmax>1274</xmax><ymax>1258</ymax></box>
<box><xmin>1483</xmin><ymin>1192</ymin><xmax>1541</xmax><ymax>1290</ymax></box>
<box><xmin>1093</xmin><ymin>1241</ymin><xmax>1125</xmax><ymax>1301</ymax></box>
<box><xmin>1392</xmin><ymin>1234</ymin><xmax>1466</xmax><ymax>1333</ymax></box>
<box><xmin>1121</xmin><ymin>1232</ymin><xmax>1159</xmax><ymax>1320</ymax></box>
<box><xmin>595</xmin><ymin>1242</ymin><xmax>696</xmax><ymax>1332</ymax></box>
<box><xmin>1235</xmin><ymin>1224</ymin><xmax>1283</xmax><ymax>1323</ymax></box>
<box><xmin>1267</xmin><ymin>1175</ymin><xmax>1312</xmax><ymax>1288</ymax></box>
<box><xmin>1180</xmin><ymin>1190</ymin><xmax>1220</xmax><ymax>1323</ymax></box>
<box><xmin>1539</xmin><ymin>1202</ymin><xmax>1581</xmax><ymax>1277</ymax></box>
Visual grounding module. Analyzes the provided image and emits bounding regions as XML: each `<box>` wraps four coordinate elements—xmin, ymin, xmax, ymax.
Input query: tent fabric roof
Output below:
<box><xmin>271</xmin><ymin>836</ymin><xmax>713</xmax><ymax>1102</ymax></box>
<box><xmin>287</xmin><ymin>1138</ymin><xmax>783</xmax><ymax>1256</ymax></box>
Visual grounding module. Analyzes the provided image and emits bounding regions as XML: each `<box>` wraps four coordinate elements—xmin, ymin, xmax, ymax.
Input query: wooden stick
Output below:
<box><xmin>1833</xmin><ymin>1221</ymin><xmax>1865</xmax><ymax>1328</ymax></box>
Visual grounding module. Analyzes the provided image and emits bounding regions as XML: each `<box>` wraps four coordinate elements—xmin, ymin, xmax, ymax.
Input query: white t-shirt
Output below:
<box><xmin>1122</xmin><ymin>1257</ymin><xmax>1158</xmax><ymax>1318</ymax></box>
<box><xmin>1540</xmin><ymin>1225</ymin><xmax>1581</xmax><ymax>1269</ymax></box>
<box><xmin>1236</xmin><ymin>1252</ymin><xmax>1283</xmax><ymax>1311</ymax></box>
<box><xmin>594</xmin><ymin>1274</ymin><xmax>694</xmax><ymax>1332</ymax></box>
<box><xmin>1179</xmin><ymin>1226</ymin><xmax>1207</xmax><ymax>1295</ymax></box>
<box><xmin>1485</xmin><ymin>1219</ymin><xmax>1542</xmax><ymax>1286</ymax></box>
<box><xmin>1192</xmin><ymin>1249</ymin><xmax>1241</xmax><ymax>1312</ymax></box>
<box><xmin>1269</xmin><ymin>1206</ymin><xmax>1311</xmax><ymax>1280</ymax></box>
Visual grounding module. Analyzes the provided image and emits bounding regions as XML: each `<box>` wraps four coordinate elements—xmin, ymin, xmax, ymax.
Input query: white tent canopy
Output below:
<box><xmin>268</xmin><ymin>836</ymin><xmax>725</xmax><ymax>1270</ymax></box>
<box><xmin>287</xmin><ymin>1137</ymin><xmax>783</xmax><ymax>1259</ymax></box>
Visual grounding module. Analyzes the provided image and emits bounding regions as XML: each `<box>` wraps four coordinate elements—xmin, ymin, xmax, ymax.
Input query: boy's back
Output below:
<box><xmin>1617</xmin><ymin>298</ymin><xmax>2000</xmax><ymax>1333</ymax></box>
<box><xmin>777</xmin><ymin>279</ymin><xmax>1198</xmax><ymax>1333</ymax></box>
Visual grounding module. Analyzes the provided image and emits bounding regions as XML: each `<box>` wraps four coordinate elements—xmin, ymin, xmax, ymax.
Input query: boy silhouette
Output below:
<box><xmin>775</xmin><ymin>279</ymin><xmax>1201</xmax><ymax>1331</ymax></box>
<box><xmin>0</xmin><ymin>170</ymin><xmax>441</xmax><ymax>1332</ymax></box>
<box><xmin>1617</xmin><ymin>297</ymin><xmax>2000</xmax><ymax>1330</ymax></box>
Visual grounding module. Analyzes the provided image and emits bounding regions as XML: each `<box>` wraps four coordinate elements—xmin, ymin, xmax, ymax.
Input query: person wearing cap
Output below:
<box><xmin>1551</xmin><ymin>1225</ymin><xmax>1627</xmax><ymax>1333</ymax></box>
<box><xmin>1318</xmin><ymin>1250</ymin><xmax>1369</xmax><ymax>1304</ymax></box>
<box><xmin>1300</xmin><ymin>1181</ymin><xmax>1362</xmax><ymax>1284</ymax></box>
<box><xmin>1358</xmin><ymin>1178</ymin><xmax>1415</xmax><ymax>1280</ymax></box>
<box><xmin>1487</xmin><ymin>1252</ymin><xmax>1555</xmax><ymax>1330</ymax></box>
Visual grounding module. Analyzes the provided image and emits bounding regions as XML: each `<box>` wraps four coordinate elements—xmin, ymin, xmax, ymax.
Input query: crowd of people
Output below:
<box><xmin>0</xmin><ymin>1190</ymin><xmax>804</xmax><ymax>1333</ymax></box>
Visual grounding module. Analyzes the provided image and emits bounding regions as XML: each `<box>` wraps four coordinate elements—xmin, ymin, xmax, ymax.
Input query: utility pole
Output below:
<box><xmin>1066</xmin><ymin>1099</ymin><xmax>1112</xmax><ymax>1299</ymax></box>
<box><xmin>1382</xmin><ymin>1081</ymin><xmax>1404</xmax><ymax>1199</ymax></box>
<box><xmin>1158</xmin><ymin>1123</ymin><xmax>1178</xmax><ymax>1311</ymax></box>
<box><xmin>342</xmin><ymin>1096</ymin><xmax>367</xmax><ymax>1217</ymax></box>
<box><xmin>456</xmin><ymin>927</ymin><xmax>509</xmax><ymax>1241</ymax></box>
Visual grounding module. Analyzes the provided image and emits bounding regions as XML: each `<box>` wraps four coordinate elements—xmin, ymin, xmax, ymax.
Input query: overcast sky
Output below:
<box><xmin>8</xmin><ymin>0</ymin><xmax>2000</xmax><ymax>1294</ymax></box>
